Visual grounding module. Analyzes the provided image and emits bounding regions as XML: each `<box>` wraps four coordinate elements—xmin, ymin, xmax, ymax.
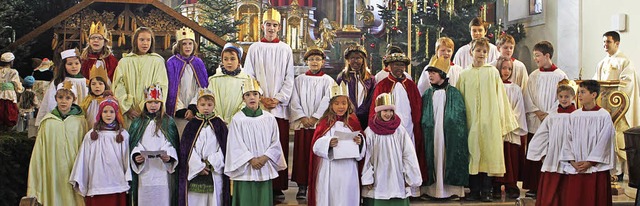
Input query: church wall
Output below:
<box><xmin>581</xmin><ymin>0</ymin><xmax>640</xmax><ymax>79</ymax></box>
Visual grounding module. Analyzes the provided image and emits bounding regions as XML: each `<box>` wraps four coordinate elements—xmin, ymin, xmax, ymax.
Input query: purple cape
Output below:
<box><xmin>178</xmin><ymin>116</ymin><xmax>230</xmax><ymax>206</ymax></box>
<box><xmin>166</xmin><ymin>54</ymin><xmax>209</xmax><ymax>116</ymax></box>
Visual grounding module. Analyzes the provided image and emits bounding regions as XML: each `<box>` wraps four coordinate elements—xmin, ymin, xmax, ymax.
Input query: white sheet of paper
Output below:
<box><xmin>141</xmin><ymin>150</ymin><xmax>167</xmax><ymax>159</ymax></box>
<box><xmin>332</xmin><ymin>131</ymin><xmax>361</xmax><ymax>159</ymax></box>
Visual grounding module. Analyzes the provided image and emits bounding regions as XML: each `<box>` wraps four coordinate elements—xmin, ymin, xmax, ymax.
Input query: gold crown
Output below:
<box><xmin>242</xmin><ymin>78</ymin><xmax>262</xmax><ymax>94</ymax></box>
<box><xmin>263</xmin><ymin>8</ymin><xmax>281</xmax><ymax>22</ymax></box>
<box><xmin>144</xmin><ymin>83</ymin><xmax>163</xmax><ymax>103</ymax></box>
<box><xmin>197</xmin><ymin>88</ymin><xmax>215</xmax><ymax>99</ymax></box>
<box><xmin>176</xmin><ymin>27</ymin><xmax>196</xmax><ymax>41</ymax></box>
<box><xmin>88</xmin><ymin>63</ymin><xmax>110</xmax><ymax>84</ymax></box>
<box><xmin>383</xmin><ymin>53</ymin><xmax>410</xmax><ymax>66</ymax></box>
<box><xmin>375</xmin><ymin>93</ymin><xmax>394</xmax><ymax>107</ymax></box>
<box><xmin>57</xmin><ymin>80</ymin><xmax>78</xmax><ymax>97</ymax></box>
<box><xmin>343</xmin><ymin>44</ymin><xmax>368</xmax><ymax>58</ymax></box>
<box><xmin>558</xmin><ymin>79</ymin><xmax>578</xmax><ymax>94</ymax></box>
<box><xmin>330</xmin><ymin>82</ymin><xmax>349</xmax><ymax>99</ymax></box>
<box><xmin>427</xmin><ymin>55</ymin><xmax>451</xmax><ymax>74</ymax></box>
<box><xmin>304</xmin><ymin>46</ymin><xmax>325</xmax><ymax>60</ymax></box>
<box><xmin>89</xmin><ymin>21</ymin><xmax>108</xmax><ymax>37</ymax></box>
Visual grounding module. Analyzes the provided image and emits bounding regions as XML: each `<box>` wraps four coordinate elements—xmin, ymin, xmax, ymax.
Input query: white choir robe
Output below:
<box><xmin>224</xmin><ymin>111</ymin><xmax>287</xmax><ymax>181</ymax></box>
<box><xmin>130</xmin><ymin>121</ymin><xmax>179</xmax><ymax>206</ymax></box>
<box><xmin>85</xmin><ymin>100</ymin><xmax>100</xmax><ymax>128</ymax></box>
<box><xmin>560</xmin><ymin>108</ymin><xmax>616</xmax><ymax>174</ymax></box>
<box><xmin>417</xmin><ymin>64</ymin><xmax>463</xmax><ymax>96</ymax></box>
<box><xmin>452</xmin><ymin>43</ymin><xmax>500</xmax><ymax>69</ymax></box>
<box><xmin>35</xmin><ymin>77</ymin><xmax>89</xmax><ymax>125</ymax></box>
<box><xmin>187</xmin><ymin>125</ymin><xmax>224</xmax><ymax>206</ymax></box>
<box><xmin>70</xmin><ymin>130</ymin><xmax>132</xmax><ymax>197</ymax></box>
<box><xmin>244</xmin><ymin>42</ymin><xmax>295</xmax><ymax>119</ymax></box>
<box><xmin>504</xmin><ymin>83</ymin><xmax>528</xmax><ymax>144</ymax></box>
<box><xmin>423</xmin><ymin>90</ymin><xmax>466</xmax><ymax>198</ymax></box>
<box><xmin>289</xmin><ymin>74</ymin><xmax>334</xmax><ymax>129</ymax></box>
<box><xmin>490</xmin><ymin>59</ymin><xmax>529</xmax><ymax>91</ymax></box>
<box><xmin>593</xmin><ymin>50</ymin><xmax>640</xmax><ymax>175</ymax></box>
<box><xmin>361</xmin><ymin>125</ymin><xmax>422</xmax><ymax>200</ymax></box>
<box><xmin>375</xmin><ymin>70</ymin><xmax>411</xmax><ymax>85</ymax></box>
<box><xmin>390</xmin><ymin>83</ymin><xmax>417</xmax><ymax>141</ymax></box>
<box><xmin>523</xmin><ymin>69</ymin><xmax>568</xmax><ymax>133</ymax></box>
<box><xmin>175</xmin><ymin>64</ymin><xmax>201</xmax><ymax>136</ymax></box>
<box><xmin>527</xmin><ymin>110</ymin><xmax>572</xmax><ymax>173</ymax></box>
<box><xmin>313</xmin><ymin>121</ymin><xmax>366</xmax><ymax>206</ymax></box>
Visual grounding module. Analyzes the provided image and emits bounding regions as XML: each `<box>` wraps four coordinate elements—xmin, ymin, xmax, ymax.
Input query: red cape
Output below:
<box><xmin>307</xmin><ymin>114</ymin><xmax>363</xmax><ymax>206</ymax></box>
<box><xmin>81</xmin><ymin>53</ymin><xmax>118</xmax><ymax>81</ymax></box>
<box><xmin>369</xmin><ymin>74</ymin><xmax>427</xmax><ymax>184</ymax></box>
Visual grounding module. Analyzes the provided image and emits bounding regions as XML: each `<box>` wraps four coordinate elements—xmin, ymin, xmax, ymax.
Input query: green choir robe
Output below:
<box><xmin>207</xmin><ymin>68</ymin><xmax>251</xmax><ymax>123</ymax></box>
<box><xmin>457</xmin><ymin>64</ymin><xmax>518</xmax><ymax>176</ymax></box>
<box><xmin>27</xmin><ymin>105</ymin><xmax>87</xmax><ymax>206</ymax></box>
<box><xmin>421</xmin><ymin>84</ymin><xmax>469</xmax><ymax>186</ymax></box>
<box><xmin>112</xmin><ymin>53</ymin><xmax>168</xmax><ymax>125</ymax></box>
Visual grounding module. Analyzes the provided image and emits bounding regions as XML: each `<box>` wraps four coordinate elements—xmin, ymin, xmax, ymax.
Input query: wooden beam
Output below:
<box><xmin>7</xmin><ymin>0</ymin><xmax>96</xmax><ymax>50</ymax></box>
<box><xmin>150</xmin><ymin>1</ymin><xmax>227</xmax><ymax>47</ymax></box>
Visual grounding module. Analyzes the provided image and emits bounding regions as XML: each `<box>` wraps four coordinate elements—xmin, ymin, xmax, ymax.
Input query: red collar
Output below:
<box><xmin>582</xmin><ymin>105</ymin><xmax>602</xmax><ymax>111</ymax></box>
<box><xmin>511</xmin><ymin>57</ymin><xmax>516</xmax><ymax>61</ymax></box>
<box><xmin>502</xmin><ymin>80</ymin><xmax>511</xmax><ymax>83</ymax></box>
<box><xmin>539</xmin><ymin>64</ymin><xmax>558</xmax><ymax>72</ymax></box>
<box><xmin>450</xmin><ymin>62</ymin><xmax>455</xmax><ymax>66</ymax></box>
<box><xmin>387</xmin><ymin>73</ymin><xmax>406</xmax><ymax>83</ymax></box>
<box><xmin>260</xmin><ymin>37</ymin><xmax>280</xmax><ymax>43</ymax></box>
<box><xmin>305</xmin><ymin>70</ymin><xmax>325</xmax><ymax>76</ymax></box>
<box><xmin>558</xmin><ymin>104</ymin><xmax>577</xmax><ymax>113</ymax></box>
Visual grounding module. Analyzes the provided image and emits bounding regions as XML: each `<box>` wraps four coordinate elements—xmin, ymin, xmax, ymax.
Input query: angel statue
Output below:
<box><xmin>314</xmin><ymin>18</ymin><xmax>338</xmax><ymax>50</ymax></box>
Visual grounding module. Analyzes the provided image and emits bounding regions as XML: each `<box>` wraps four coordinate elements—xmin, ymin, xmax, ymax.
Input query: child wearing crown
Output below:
<box><xmin>112</xmin><ymin>27</ymin><xmax>168</xmax><ymax>125</ymax></box>
<box><xmin>361</xmin><ymin>93</ymin><xmax>422</xmax><ymax>206</ymax></box>
<box><xmin>179</xmin><ymin>88</ymin><xmax>230</xmax><ymax>206</ymax></box>
<box><xmin>243</xmin><ymin>9</ymin><xmax>294</xmax><ymax>196</ymax></box>
<box><xmin>421</xmin><ymin>56</ymin><xmax>469</xmax><ymax>199</ymax></box>
<box><xmin>207</xmin><ymin>43</ymin><xmax>251</xmax><ymax>124</ymax></box>
<box><xmin>166</xmin><ymin>27</ymin><xmax>208</xmax><ymax>135</ymax></box>
<box><xmin>80</xmin><ymin>64</ymin><xmax>112</xmax><ymax>127</ymax></box>
<box><xmin>224</xmin><ymin>78</ymin><xmax>287</xmax><ymax>206</ymax></box>
<box><xmin>36</xmin><ymin>49</ymin><xmax>89</xmax><ymax>126</ymax></box>
<box><xmin>70</xmin><ymin>95</ymin><xmax>130</xmax><ymax>206</ymax></box>
<box><xmin>27</xmin><ymin>81</ymin><xmax>87</xmax><ymax>206</ymax></box>
<box><xmin>526</xmin><ymin>79</ymin><xmax>577</xmax><ymax>206</ymax></box>
<box><xmin>81</xmin><ymin>21</ymin><xmax>118</xmax><ymax>82</ymax></box>
<box><xmin>129</xmin><ymin>83</ymin><xmax>179</xmax><ymax>206</ymax></box>
<box><xmin>337</xmin><ymin>44</ymin><xmax>375</xmax><ymax>129</ymax></box>
<box><xmin>307</xmin><ymin>82</ymin><xmax>365</xmax><ymax>206</ymax></box>
<box><xmin>289</xmin><ymin>47</ymin><xmax>335</xmax><ymax>199</ymax></box>
<box><xmin>0</xmin><ymin>52</ymin><xmax>24</xmax><ymax>130</ymax></box>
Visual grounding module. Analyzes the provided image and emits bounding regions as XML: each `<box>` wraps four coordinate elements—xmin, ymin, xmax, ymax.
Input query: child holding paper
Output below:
<box><xmin>307</xmin><ymin>82</ymin><xmax>366</xmax><ymax>206</ymax></box>
<box><xmin>361</xmin><ymin>93</ymin><xmax>422</xmax><ymax>206</ymax></box>
<box><xmin>129</xmin><ymin>83</ymin><xmax>179</xmax><ymax>206</ymax></box>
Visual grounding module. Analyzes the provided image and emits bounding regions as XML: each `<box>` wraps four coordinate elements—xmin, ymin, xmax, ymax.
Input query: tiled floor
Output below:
<box><xmin>275</xmin><ymin>141</ymin><xmax>638</xmax><ymax>205</ymax></box>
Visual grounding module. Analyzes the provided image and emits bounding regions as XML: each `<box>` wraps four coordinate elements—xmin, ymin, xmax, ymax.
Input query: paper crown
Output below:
<box><xmin>89</xmin><ymin>21</ymin><xmax>108</xmax><ymax>37</ymax></box>
<box><xmin>222</xmin><ymin>42</ymin><xmax>244</xmax><ymax>59</ymax></box>
<box><xmin>56</xmin><ymin>80</ymin><xmax>78</xmax><ymax>97</ymax></box>
<box><xmin>176</xmin><ymin>27</ymin><xmax>196</xmax><ymax>41</ymax></box>
<box><xmin>383</xmin><ymin>53</ymin><xmax>410</xmax><ymax>66</ymax></box>
<box><xmin>263</xmin><ymin>8</ymin><xmax>282</xmax><ymax>22</ymax></box>
<box><xmin>330</xmin><ymin>82</ymin><xmax>349</xmax><ymax>99</ymax></box>
<box><xmin>374</xmin><ymin>93</ymin><xmax>396</xmax><ymax>112</ymax></box>
<box><xmin>197</xmin><ymin>88</ymin><xmax>215</xmax><ymax>99</ymax></box>
<box><xmin>1</xmin><ymin>52</ymin><xmax>14</xmax><ymax>62</ymax></box>
<box><xmin>343</xmin><ymin>44</ymin><xmax>368</xmax><ymax>58</ymax></box>
<box><xmin>144</xmin><ymin>83</ymin><xmax>163</xmax><ymax>103</ymax></box>
<box><xmin>558</xmin><ymin>79</ymin><xmax>578</xmax><ymax>94</ymax></box>
<box><xmin>304</xmin><ymin>46</ymin><xmax>325</xmax><ymax>60</ymax></box>
<box><xmin>61</xmin><ymin>49</ymin><xmax>80</xmax><ymax>60</ymax></box>
<box><xmin>36</xmin><ymin>58</ymin><xmax>53</xmax><ymax>71</ymax></box>
<box><xmin>426</xmin><ymin>55</ymin><xmax>451</xmax><ymax>74</ymax></box>
<box><xmin>88</xmin><ymin>62</ymin><xmax>110</xmax><ymax>84</ymax></box>
<box><xmin>241</xmin><ymin>78</ymin><xmax>262</xmax><ymax>94</ymax></box>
